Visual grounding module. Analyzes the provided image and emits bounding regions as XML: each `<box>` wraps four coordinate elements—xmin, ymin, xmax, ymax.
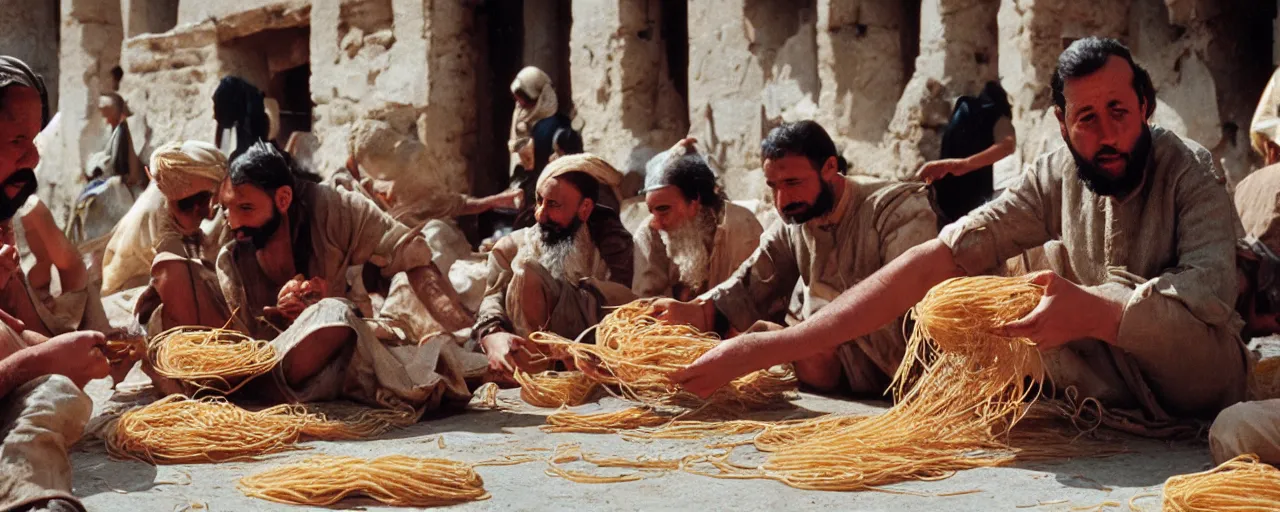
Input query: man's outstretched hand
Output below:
<box><xmin>671</xmin><ymin>333</ymin><xmax>764</xmax><ymax>398</ymax></box>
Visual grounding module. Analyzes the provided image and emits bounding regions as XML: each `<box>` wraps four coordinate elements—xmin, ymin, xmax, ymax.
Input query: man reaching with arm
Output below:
<box><xmin>675</xmin><ymin>38</ymin><xmax>1250</xmax><ymax>427</ymax></box>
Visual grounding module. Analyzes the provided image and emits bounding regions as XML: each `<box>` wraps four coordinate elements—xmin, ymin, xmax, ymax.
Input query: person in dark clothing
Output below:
<box><xmin>918</xmin><ymin>81</ymin><xmax>1016</xmax><ymax>227</ymax></box>
<box><xmin>212</xmin><ymin>76</ymin><xmax>270</xmax><ymax>160</ymax></box>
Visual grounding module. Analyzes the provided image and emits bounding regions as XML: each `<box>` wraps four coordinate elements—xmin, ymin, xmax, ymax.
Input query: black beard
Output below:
<box><xmin>781</xmin><ymin>179</ymin><xmax>835</xmax><ymax>225</ymax></box>
<box><xmin>0</xmin><ymin>169</ymin><xmax>38</xmax><ymax>222</ymax></box>
<box><xmin>539</xmin><ymin>216</ymin><xmax>583</xmax><ymax>247</ymax></box>
<box><xmin>1068</xmin><ymin>126</ymin><xmax>1152</xmax><ymax>198</ymax></box>
<box><xmin>235</xmin><ymin>207</ymin><xmax>283</xmax><ymax>250</ymax></box>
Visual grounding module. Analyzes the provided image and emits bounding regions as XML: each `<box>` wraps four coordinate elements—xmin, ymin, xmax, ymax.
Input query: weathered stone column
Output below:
<box><xmin>310</xmin><ymin>0</ymin><xmax>477</xmax><ymax>196</ymax></box>
<box><xmin>687</xmin><ymin>0</ymin><xmax>819</xmax><ymax>201</ymax></box>
<box><xmin>879</xmin><ymin>0</ymin><xmax>998</xmax><ymax>180</ymax></box>
<box><xmin>815</xmin><ymin>0</ymin><xmax>914</xmax><ymax>178</ymax></box>
<box><xmin>570</xmin><ymin>0</ymin><xmax>688</xmax><ymax>190</ymax></box>
<box><xmin>41</xmin><ymin>0</ymin><xmax>123</xmax><ymax>225</ymax></box>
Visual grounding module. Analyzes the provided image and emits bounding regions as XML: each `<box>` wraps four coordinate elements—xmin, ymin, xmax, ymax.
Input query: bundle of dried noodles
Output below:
<box><xmin>148</xmin><ymin>326</ymin><xmax>277</xmax><ymax>394</ymax></box>
<box><xmin>238</xmin><ymin>455</ymin><xmax>489</xmax><ymax>506</ymax></box>
<box><xmin>1158</xmin><ymin>454</ymin><xmax>1280</xmax><ymax>511</ymax></box>
<box><xmin>514</xmin><ymin>370</ymin><xmax>597</xmax><ymax>408</ymax></box>
<box><xmin>689</xmin><ymin>276</ymin><xmax>1047</xmax><ymax>491</ymax></box>
<box><xmin>105</xmin><ymin>395</ymin><xmax>413</xmax><ymax>464</ymax></box>
<box><xmin>541</xmin><ymin>406</ymin><xmax>672</xmax><ymax>434</ymax></box>
<box><xmin>526</xmin><ymin>301</ymin><xmax>794</xmax><ymax>409</ymax></box>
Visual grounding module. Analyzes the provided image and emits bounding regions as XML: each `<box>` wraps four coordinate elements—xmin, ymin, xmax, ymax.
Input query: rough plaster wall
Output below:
<box><xmin>0</xmin><ymin>0</ymin><xmax>61</xmax><ymax>111</ymax></box>
<box><xmin>880</xmin><ymin>0</ymin><xmax>997</xmax><ymax>180</ymax></box>
<box><xmin>523</xmin><ymin>0</ymin><xmax>573</xmax><ymax>111</ymax></box>
<box><xmin>687</xmin><ymin>0</ymin><xmax>819</xmax><ymax>203</ymax></box>
<box><xmin>815</xmin><ymin>0</ymin><xmax>911</xmax><ymax>178</ymax></box>
<box><xmin>177</xmin><ymin>0</ymin><xmax>291</xmax><ymax>25</ymax></box>
<box><xmin>40</xmin><ymin>0</ymin><xmax>123</xmax><ymax>229</ymax></box>
<box><xmin>122</xmin><ymin>0</ymin><xmax>179</xmax><ymax>37</ymax></box>
<box><xmin>117</xmin><ymin>25</ymin><xmax>222</xmax><ymax>168</ymax></box>
<box><xmin>310</xmin><ymin>0</ymin><xmax>474</xmax><ymax>196</ymax></box>
<box><xmin>570</xmin><ymin>0</ymin><xmax>689</xmax><ymax>189</ymax></box>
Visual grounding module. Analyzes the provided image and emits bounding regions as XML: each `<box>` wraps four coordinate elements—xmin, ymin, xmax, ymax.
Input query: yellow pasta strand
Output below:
<box><xmin>1160</xmin><ymin>454</ymin><xmax>1280</xmax><ymax>511</ymax></box>
<box><xmin>238</xmin><ymin>455</ymin><xmax>489</xmax><ymax>507</ymax></box>
<box><xmin>148</xmin><ymin>326</ymin><xmax>278</xmax><ymax>394</ymax></box>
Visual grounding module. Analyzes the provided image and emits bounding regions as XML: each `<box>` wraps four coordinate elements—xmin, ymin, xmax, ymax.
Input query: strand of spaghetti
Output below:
<box><xmin>514</xmin><ymin>370</ymin><xmax>597</xmax><ymax>407</ymax></box>
<box><xmin>237</xmin><ymin>455</ymin><xmax>488</xmax><ymax>506</ymax></box>
<box><xmin>1160</xmin><ymin>454</ymin><xmax>1280</xmax><ymax>511</ymax></box>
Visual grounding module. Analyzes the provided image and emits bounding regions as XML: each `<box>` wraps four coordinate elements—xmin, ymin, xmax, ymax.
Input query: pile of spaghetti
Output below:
<box><xmin>1157</xmin><ymin>454</ymin><xmax>1280</xmax><ymax>511</ymax></box>
<box><xmin>105</xmin><ymin>395</ymin><xmax>414</xmax><ymax>464</ymax></box>
<box><xmin>683</xmin><ymin>276</ymin><xmax>1048</xmax><ymax>491</ymax></box>
<box><xmin>524</xmin><ymin>300</ymin><xmax>795</xmax><ymax>412</ymax></box>
<box><xmin>148</xmin><ymin>326</ymin><xmax>278</xmax><ymax>394</ymax></box>
<box><xmin>238</xmin><ymin>455</ymin><xmax>488</xmax><ymax>506</ymax></box>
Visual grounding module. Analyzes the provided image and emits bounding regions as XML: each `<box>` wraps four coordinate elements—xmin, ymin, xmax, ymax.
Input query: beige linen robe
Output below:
<box><xmin>216</xmin><ymin>181</ymin><xmax>480</xmax><ymax>414</ymax></box>
<box><xmin>633</xmin><ymin>202</ymin><xmax>764</xmax><ymax>300</ymax></box>
<box><xmin>940</xmin><ymin>126</ymin><xmax>1250</xmax><ymax>423</ymax></box>
<box><xmin>0</xmin><ymin>374</ymin><xmax>92</xmax><ymax>512</ymax></box>
<box><xmin>474</xmin><ymin>227</ymin><xmax>636</xmax><ymax>340</ymax></box>
<box><xmin>703</xmin><ymin>175</ymin><xmax>937</xmax><ymax>394</ymax></box>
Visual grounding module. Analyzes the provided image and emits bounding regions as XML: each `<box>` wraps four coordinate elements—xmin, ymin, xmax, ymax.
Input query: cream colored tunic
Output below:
<box><xmin>217</xmin><ymin>181</ymin><xmax>478</xmax><ymax>413</ymax></box>
<box><xmin>474</xmin><ymin>227</ymin><xmax>635</xmax><ymax>340</ymax></box>
<box><xmin>941</xmin><ymin>126</ymin><xmax>1249</xmax><ymax>421</ymax></box>
<box><xmin>100</xmin><ymin>185</ymin><xmax>229</xmax><ymax>296</ymax></box>
<box><xmin>633</xmin><ymin>202</ymin><xmax>764</xmax><ymax>300</ymax></box>
<box><xmin>704</xmin><ymin>175</ymin><xmax>938</xmax><ymax>393</ymax></box>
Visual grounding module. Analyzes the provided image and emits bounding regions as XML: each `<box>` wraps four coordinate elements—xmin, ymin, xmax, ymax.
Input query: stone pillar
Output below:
<box><xmin>815</xmin><ymin>0</ymin><xmax>914</xmax><ymax>178</ymax></box>
<box><xmin>310</xmin><ymin>0</ymin><xmax>477</xmax><ymax>195</ymax></box>
<box><xmin>41</xmin><ymin>0</ymin><xmax>124</xmax><ymax>227</ymax></box>
<box><xmin>570</xmin><ymin>0</ymin><xmax>688</xmax><ymax>188</ymax></box>
<box><xmin>687</xmin><ymin>0</ymin><xmax>819</xmax><ymax>202</ymax></box>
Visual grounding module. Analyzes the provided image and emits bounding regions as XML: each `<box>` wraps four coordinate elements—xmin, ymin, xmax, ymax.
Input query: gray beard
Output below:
<box><xmin>533</xmin><ymin>222</ymin><xmax>594</xmax><ymax>282</ymax></box>
<box><xmin>659</xmin><ymin>209</ymin><xmax>717</xmax><ymax>291</ymax></box>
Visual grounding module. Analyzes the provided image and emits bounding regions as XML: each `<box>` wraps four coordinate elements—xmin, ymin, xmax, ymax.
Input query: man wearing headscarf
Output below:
<box><xmin>633</xmin><ymin>139</ymin><xmax>763</xmax><ymax>301</ymax></box>
<box><xmin>65</xmin><ymin>92</ymin><xmax>148</xmax><ymax>243</ymax></box>
<box><xmin>212</xmin><ymin>76</ymin><xmax>269</xmax><ymax>160</ymax></box>
<box><xmin>208</xmin><ymin>142</ymin><xmax>484</xmax><ymax>414</ymax></box>
<box><xmin>508</xmin><ymin>66</ymin><xmax>559</xmax><ymax>175</ymax></box>
<box><xmin>101</xmin><ymin>141</ymin><xmax>232</xmax><ymax>332</ymax></box>
<box><xmin>1250</xmin><ymin>67</ymin><xmax>1280</xmax><ymax>168</ymax></box>
<box><xmin>474</xmin><ymin>154</ymin><xmax>638</xmax><ymax>382</ymax></box>
<box><xmin>0</xmin><ymin>55</ymin><xmax>111</xmax><ymax>512</ymax></box>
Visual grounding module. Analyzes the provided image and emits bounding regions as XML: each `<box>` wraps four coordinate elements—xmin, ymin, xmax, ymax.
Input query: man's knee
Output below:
<box><xmin>150</xmin><ymin>260</ymin><xmax>190</xmax><ymax>298</ymax></box>
<box><xmin>1209</xmin><ymin>400</ymin><xmax>1280</xmax><ymax>465</ymax></box>
<box><xmin>4</xmin><ymin>375</ymin><xmax>92</xmax><ymax>436</ymax></box>
<box><xmin>793</xmin><ymin>351</ymin><xmax>843</xmax><ymax>393</ymax></box>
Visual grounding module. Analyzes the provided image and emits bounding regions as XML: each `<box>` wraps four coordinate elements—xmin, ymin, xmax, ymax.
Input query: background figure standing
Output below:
<box><xmin>212</xmin><ymin>76</ymin><xmax>269</xmax><ymax>160</ymax></box>
<box><xmin>65</xmin><ymin>92</ymin><xmax>146</xmax><ymax>243</ymax></box>
<box><xmin>919</xmin><ymin>81</ymin><xmax>1016</xmax><ymax>227</ymax></box>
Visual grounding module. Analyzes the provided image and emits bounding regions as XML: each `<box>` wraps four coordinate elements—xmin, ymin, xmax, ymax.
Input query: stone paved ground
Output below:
<box><xmin>72</xmin><ymin>373</ymin><xmax>1228</xmax><ymax>512</ymax></box>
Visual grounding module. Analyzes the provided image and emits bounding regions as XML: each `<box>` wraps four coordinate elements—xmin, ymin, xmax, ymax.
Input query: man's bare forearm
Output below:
<box><xmin>0</xmin><ymin>348</ymin><xmax>40</xmax><ymax>399</ymax></box>
<box><xmin>735</xmin><ymin>240</ymin><xmax>965</xmax><ymax>370</ymax></box>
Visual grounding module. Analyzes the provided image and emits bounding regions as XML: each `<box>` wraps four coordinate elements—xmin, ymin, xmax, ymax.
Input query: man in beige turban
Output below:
<box><xmin>101</xmin><ymin>140</ymin><xmax>232</xmax><ymax>331</ymax></box>
<box><xmin>475</xmin><ymin>154</ymin><xmax>637</xmax><ymax>382</ymax></box>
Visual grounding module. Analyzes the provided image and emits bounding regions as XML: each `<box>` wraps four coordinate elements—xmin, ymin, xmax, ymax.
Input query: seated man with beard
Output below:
<box><xmin>475</xmin><ymin>154</ymin><xmax>638</xmax><ymax>379</ymax></box>
<box><xmin>0</xmin><ymin>55</ymin><xmax>111</xmax><ymax>512</ymax></box>
<box><xmin>101</xmin><ymin>141</ymin><xmax>232</xmax><ymax>332</ymax></box>
<box><xmin>652</xmin><ymin>120</ymin><xmax>938</xmax><ymax>394</ymax></box>
<box><xmin>209</xmin><ymin>142</ymin><xmax>482</xmax><ymax>413</ymax></box>
<box><xmin>633</xmin><ymin>140</ymin><xmax>763</xmax><ymax>300</ymax></box>
<box><xmin>673</xmin><ymin>38</ymin><xmax>1251</xmax><ymax>430</ymax></box>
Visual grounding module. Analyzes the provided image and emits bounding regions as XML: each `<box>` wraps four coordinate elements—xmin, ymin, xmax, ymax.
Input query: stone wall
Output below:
<box><xmin>177</xmin><ymin>0</ymin><xmax>291</xmax><ymax>26</ymax></box>
<box><xmin>0</xmin><ymin>0</ymin><xmax>61</xmax><ymax>111</ymax></box>
<box><xmin>39</xmin><ymin>0</ymin><xmax>124</xmax><ymax>228</ymax></box>
<box><xmin>570</xmin><ymin>0</ymin><xmax>689</xmax><ymax>193</ymax></box>
<box><xmin>308</xmin><ymin>0</ymin><xmax>476</xmax><ymax>197</ymax></box>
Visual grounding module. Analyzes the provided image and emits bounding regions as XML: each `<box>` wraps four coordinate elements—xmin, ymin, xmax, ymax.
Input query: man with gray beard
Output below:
<box><xmin>475</xmin><ymin>154</ymin><xmax>637</xmax><ymax>381</ymax></box>
<box><xmin>633</xmin><ymin>140</ymin><xmax>763</xmax><ymax>301</ymax></box>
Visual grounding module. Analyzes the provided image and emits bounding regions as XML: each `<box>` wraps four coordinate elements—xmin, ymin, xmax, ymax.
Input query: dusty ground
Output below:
<box><xmin>71</xmin><ymin>337</ymin><xmax>1279</xmax><ymax>512</ymax></box>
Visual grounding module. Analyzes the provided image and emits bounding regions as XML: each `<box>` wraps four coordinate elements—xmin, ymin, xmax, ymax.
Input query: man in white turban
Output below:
<box><xmin>101</xmin><ymin>140</ymin><xmax>232</xmax><ymax>331</ymax></box>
